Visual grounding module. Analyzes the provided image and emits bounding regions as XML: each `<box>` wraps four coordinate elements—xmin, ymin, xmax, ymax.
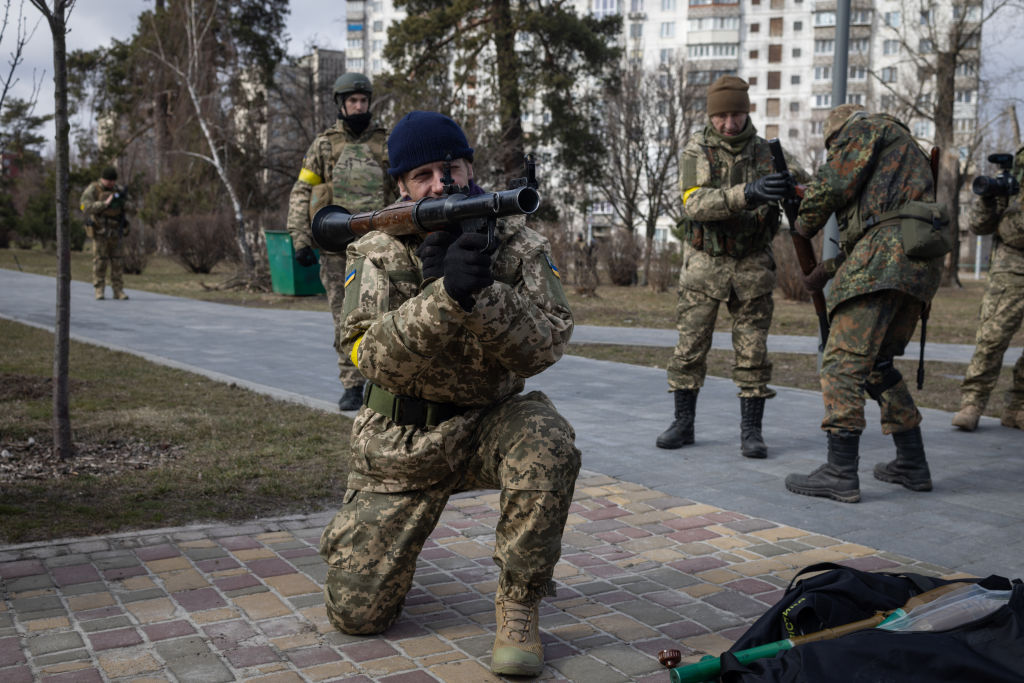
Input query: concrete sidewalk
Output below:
<box><xmin>2</xmin><ymin>267</ymin><xmax>1022</xmax><ymax>682</ymax></box>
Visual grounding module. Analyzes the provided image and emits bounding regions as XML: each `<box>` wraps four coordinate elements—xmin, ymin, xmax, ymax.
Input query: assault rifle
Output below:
<box><xmin>768</xmin><ymin>138</ymin><xmax>829</xmax><ymax>349</ymax></box>
<box><xmin>311</xmin><ymin>154</ymin><xmax>541</xmax><ymax>253</ymax></box>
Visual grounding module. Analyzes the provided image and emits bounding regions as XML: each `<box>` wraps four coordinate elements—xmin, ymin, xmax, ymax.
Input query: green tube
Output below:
<box><xmin>670</xmin><ymin>640</ymin><xmax>794</xmax><ymax>683</ymax></box>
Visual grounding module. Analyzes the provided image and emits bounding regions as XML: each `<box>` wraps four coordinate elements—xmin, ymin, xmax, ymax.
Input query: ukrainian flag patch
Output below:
<box><xmin>344</xmin><ymin>268</ymin><xmax>357</xmax><ymax>287</ymax></box>
<box><xmin>545</xmin><ymin>254</ymin><xmax>560</xmax><ymax>279</ymax></box>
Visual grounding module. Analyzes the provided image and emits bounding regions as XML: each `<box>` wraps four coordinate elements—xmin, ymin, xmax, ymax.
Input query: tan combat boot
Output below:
<box><xmin>94</xmin><ymin>286</ymin><xmax>105</xmax><ymax>300</ymax></box>
<box><xmin>491</xmin><ymin>593</ymin><xmax>543</xmax><ymax>676</ymax></box>
<box><xmin>1001</xmin><ymin>406</ymin><xmax>1024</xmax><ymax>429</ymax></box>
<box><xmin>114</xmin><ymin>290</ymin><xmax>130</xmax><ymax>300</ymax></box>
<box><xmin>951</xmin><ymin>405</ymin><xmax>981</xmax><ymax>431</ymax></box>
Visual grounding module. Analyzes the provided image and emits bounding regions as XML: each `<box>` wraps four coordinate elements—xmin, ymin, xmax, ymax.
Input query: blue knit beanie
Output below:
<box><xmin>387</xmin><ymin>111</ymin><xmax>474</xmax><ymax>178</ymax></box>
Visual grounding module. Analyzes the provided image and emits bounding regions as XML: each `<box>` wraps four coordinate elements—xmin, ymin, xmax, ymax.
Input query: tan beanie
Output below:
<box><xmin>824</xmin><ymin>104</ymin><xmax>867</xmax><ymax>144</ymax></box>
<box><xmin>706</xmin><ymin>76</ymin><xmax>750</xmax><ymax>116</ymax></box>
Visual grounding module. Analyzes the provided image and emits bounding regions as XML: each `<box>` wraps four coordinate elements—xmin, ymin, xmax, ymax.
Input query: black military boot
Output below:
<box><xmin>656</xmin><ymin>389</ymin><xmax>698</xmax><ymax>449</ymax></box>
<box><xmin>785</xmin><ymin>430</ymin><xmax>861</xmax><ymax>503</ymax></box>
<box><xmin>740</xmin><ymin>397</ymin><xmax>767</xmax><ymax>459</ymax></box>
<box><xmin>874</xmin><ymin>426</ymin><xmax>932</xmax><ymax>491</ymax></box>
<box><xmin>338</xmin><ymin>384</ymin><xmax>364</xmax><ymax>412</ymax></box>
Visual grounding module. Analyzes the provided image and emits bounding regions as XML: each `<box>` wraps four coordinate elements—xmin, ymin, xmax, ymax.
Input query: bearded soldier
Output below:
<box><xmin>286</xmin><ymin>72</ymin><xmax>397</xmax><ymax>411</ymax></box>
<box><xmin>952</xmin><ymin>145</ymin><xmax>1024</xmax><ymax>432</ymax></box>
<box><xmin>658</xmin><ymin>75</ymin><xmax>806</xmax><ymax>458</ymax></box>
<box><xmin>317</xmin><ymin>111</ymin><xmax>580</xmax><ymax>677</ymax></box>
<box><xmin>786</xmin><ymin>104</ymin><xmax>947</xmax><ymax>503</ymax></box>
<box><xmin>80</xmin><ymin>166</ymin><xmax>130</xmax><ymax>301</ymax></box>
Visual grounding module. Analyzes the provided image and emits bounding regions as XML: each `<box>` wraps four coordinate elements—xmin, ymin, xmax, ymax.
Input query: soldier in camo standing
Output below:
<box><xmin>318</xmin><ymin>111</ymin><xmax>580</xmax><ymax>677</ymax></box>
<box><xmin>80</xmin><ymin>167</ymin><xmax>130</xmax><ymax>301</ymax></box>
<box><xmin>952</xmin><ymin>145</ymin><xmax>1024</xmax><ymax>432</ymax></box>
<box><xmin>286</xmin><ymin>72</ymin><xmax>397</xmax><ymax>411</ymax></box>
<box><xmin>785</xmin><ymin>104</ymin><xmax>946</xmax><ymax>503</ymax></box>
<box><xmin>657</xmin><ymin>75</ymin><xmax>805</xmax><ymax>458</ymax></box>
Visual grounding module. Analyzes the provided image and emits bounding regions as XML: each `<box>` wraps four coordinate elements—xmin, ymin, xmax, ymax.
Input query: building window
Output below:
<box><xmin>371</xmin><ymin>39</ymin><xmax>383</xmax><ymax>52</ymax></box>
<box><xmin>883</xmin><ymin>39</ymin><xmax>900</xmax><ymax>55</ymax></box>
<box><xmin>849</xmin><ymin>65</ymin><xmax>866</xmax><ymax>80</ymax></box>
<box><xmin>964</xmin><ymin>34</ymin><xmax>979</xmax><ymax>48</ymax></box>
<box><xmin>769</xmin><ymin>44</ymin><xmax>782</xmax><ymax>62</ymax></box>
<box><xmin>814</xmin><ymin>65</ymin><xmax>831</xmax><ymax>80</ymax></box>
<box><xmin>880</xmin><ymin>66</ymin><xmax>898</xmax><ymax>82</ymax></box>
<box><xmin>662</xmin><ymin>0</ymin><xmax>676</xmax><ymax>9</ymax></box>
<box><xmin>953</xmin><ymin>4</ymin><xmax>982</xmax><ymax>20</ymax></box>
<box><xmin>689</xmin><ymin>43</ymin><xmax>739</xmax><ymax>58</ymax></box>
<box><xmin>766</xmin><ymin>124</ymin><xmax>779</xmax><ymax>138</ymax></box>
<box><xmin>750</xmin><ymin>22</ymin><xmax>760</xmax><ymax>32</ymax></box>
<box><xmin>631</xmin><ymin>0</ymin><xmax>645</xmax><ymax>11</ymax></box>
<box><xmin>955</xmin><ymin>118</ymin><xmax>975</xmax><ymax>132</ymax></box>
<box><xmin>815</xmin><ymin>93</ymin><xmax>832</xmax><ymax>108</ymax></box>
<box><xmin>885</xmin><ymin>11</ymin><xmax>901</xmax><ymax>27</ymax></box>
<box><xmin>791</xmin><ymin>74</ymin><xmax>801</xmax><ymax>84</ymax></box>
<box><xmin>347</xmin><ymin>58</ymin><xmax>364</xmax><ymax>70</ymax></box>
<box><xmin>789</xmin><ymin>127</ymin><xmax>799</xmax><ymax>138</ymax></box>
<box><xmin>919</xmin><ymin>39</ymin><xmax>934</xmax><ymax>53</ymax></box>
<box><xmin>771</xmin><ymin>0</ymin><xmax>784</xmax><ymax>7</ymax></box>
<box><xmin>851</xmin><ymin>9</ymin><xmax>872</xmax><ymax>24</ymax></box>
<box><xmin>851</xmin><ymin>38</ymin><xmax>869</xmax><ymax>53</ymax></box>
<box><xmin>630</xmin><ymin>22</ymin><xmax>643</xmax><ymax>37</ymax></box>
<box><xmin>347</xmin><ymin>37</ymin><xmax>362</xmax><ymax>49</ymax></box>
<box><xmin>660</xmin><ymin>48</ymin><xmax>674</xmax><ymax>63</ymax></box>
<box><xmin>814</xmin><ymin>39</ymin><xmax>834</xmax><ymax>55</ymax></box>
<box><xmin>766</xmin><ymin>98</ymin><xmax>780</xmax><ymax>116</ymax></box>
<box><xmin>955</xmin><ymin>90</ymin><xmax>975</xmax><ymax>103</ymax></box>
<box><xmin>790</xmin><ymin>101</ymin><xmax>800</xmax><ymax>112</ymax></box>
<box><xmin>880</xmin><ymin>94</ymin><xmax>897</xmax><ymax>110</ymax></box>
<box><xmin>770</xmin><ymin>17</ymin><xmax>783</xmax><ymax>35</ymax></box>
<box><xmin>592</xmin><ymin>0</ymin><xmax>618</xmax><ymax>18</ymax></box>
<box><xmin>956</xmin><ymin>61</ymin><xmax>977</xmax><ymax>76</ymax></box>
<box><xmin>815</xmin><ymin>11</ymin><xmax>836</xmax><ymax>26</ymax></box>
<box><xmin>767</xmin><ymin>71</ymin><xmax>781</xmax><ymax>89</ymax></box>
<box><xmin>749</xmin><ymin>49</ymin><xmax>759</xmax><ymax>59</ymax></box>
<box><xmin>920</xmin><ymin>8</ymin><xmax>934</xmax><ymax>24</ymax></box>
<box><xmin>915</xmin><ymin>120</ymin><xmax>935</xmax><ymax>137</ymax></box>
<box><xmin>846</xmin><ymin>93</ymin><xmax>864</xmax><ymax>105</ymax></box>
<box><xmin>661</xmin><ymin>21</ymin><xmax>676</xmax><ymax>37</ymax></box>
<box><xmin>793</xmin><ymin>20</ymin><xmax>802</xmax><ymax>30</ymax></box>
<box><xmin>748</xmin><ymin>76</ymin><xmax>758</xmax><ymax>85</ymax></box>
<box><xmin>792</xmin><ymin>47</ymin><xmax>801</xmax><ymax>57</ymax></box>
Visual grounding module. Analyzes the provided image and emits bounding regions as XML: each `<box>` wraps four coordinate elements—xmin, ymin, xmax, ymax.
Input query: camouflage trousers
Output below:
<box><xmin>91</xmin><ymin>231</ymin><xmax>124</xmax><ymax>291</ymax></box>
<box><xmin>821</xmin><ymin>290</ymin><xmax>924</xmax><ymax>434</ymax></box>
<box><xmin>318</xmin><ymin>391</ymin><xmax>581</xmax><ymax>635</ymax></box>
<box><xmin>319</xmin><ymin>252</ymin><xmax>363</xmax><ymax>390</ymax></box>
<box><xmin>959</xmin><ymin>277</ymin><xmax>1024</xmax><ymax>410</ymax></box>
<box><xmin>667</xmin><ymin>287</ymin><xmax>776</xmax><ymax>398</ymax></box>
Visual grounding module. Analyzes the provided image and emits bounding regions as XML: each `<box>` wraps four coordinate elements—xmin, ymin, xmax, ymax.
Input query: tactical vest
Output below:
<box><xmin>326</xmin><ymin>128</ymin><xmax>388</xmax><ymax>213</ymax></box>
<box><xmin>835</xmin><ymin>114</ymin><xmax>948</xmax><ymax>258</ymax></box>
<box><xmin>680</xmin><ymin>141</ymin><xmax>780</xmax><ymax>259</ymax></box>
<box><xmin>86</xmin><ymin>182</ymin><xmax>127</xmax><ymax>226</ymax></box>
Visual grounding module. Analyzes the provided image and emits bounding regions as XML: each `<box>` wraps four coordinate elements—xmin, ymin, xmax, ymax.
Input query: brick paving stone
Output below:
<box><xmin>284</xmin><ymin>644</ymin><xmax>342</xmax><ymax>667</ymax></box>
<box><xmin>88</xmin><ymin>627</ymin><xmax>143</xmax><ymax>651</ymax></box>
<box><xmin>378</xmin><ymin>671</ymin><xmax>440</xmax><ymax>683</ymax></box>
<box><xmin>49</xmin><ymin>565</ymin><xmax>101</xmax><ymax>587</ymax></box>
<box><xmin>97</xmin><ymin>651</ymin><xmax>161</xmax><ymax>678</ymax></box>
<box><xmin>154</xmin><ymin>636</ymin><xmax>233</xmax><ymax>683</ymax></box>
<box><xmin>219</xmin><ymin>536</ymin><xmax>262</xmax><ymax>551</ymax></box>
<box><xmin>224</xmin><ymin>644</ymin><xmax>280</xmax><ymax>667</ymax></box>
<box><xmin>78</xmin><ymin>616</ymin><xmax>133</xmax><ymax>633</ymax></box>
<box><xmin>214</xmin><ymin>573</ymin><xmax>262</xmax><ymax>592</ymax></box>
<box><xmin>135</xmin><ymin>545</ymin><xmax>180</xmax><ymax>562</ymax></box>
<box><xmin>40</xmin><ymin>667</ymin><xmax>103</xmax><ymax>682</ymax></box>
<box><xmin>247</xmin><ymin>558</ymin><xmax>296</xmax><ymax>578</ymax></box>
<box><xmin>840</xmin><ymin>556</ymin><xmax>902</xmax><ymax>572</ymax></box>
<box><xmin>173</xmin><ymin>587</ymin><xmax>227</xmax><ymax>612</ymax></box>
<box><xmin>106</xmin><ymin>566</ymin><xmax>148</xmax><ymax>580</ymax></box>
<box><xmin>196</xmin><ymin>557</ymin><xmax>242</xmax><ymax>573</ymax></box>
<box><xmin>668</xmin><ymin>557</ymin><xmax>727</xmax><ymax>574</ymax></box>
<box><xmin>27</xmin><ymin>632</ymin><xmax>85</xmax><ymax>657</ymax></box>
<box><xmin>0</xmin><ymin>635</ymin><xmax>26</xmax><ymax>666</ymax></box>
<box><xmin>142</xmin><ymin>620</ymin><xmax>196</xmax><ymax>641</ymax></box>
<box><xmin>125</xmin><ymin>597</ymin><xmax>177</xmax><ymax>623</ymax></box>
<box><xmin>0</xmin><ymin>665</ymin><xmax>33</xmax><ymax>682</ymax></box>
<box><xmin>203</xmin><ymin>620</ymin><xmax>259</xmax><ymax>649</ymax></box>
<box><xmin>234</xmin><ymin>592</ymin><xmax>292</xmax><ymax>620</ymax></box>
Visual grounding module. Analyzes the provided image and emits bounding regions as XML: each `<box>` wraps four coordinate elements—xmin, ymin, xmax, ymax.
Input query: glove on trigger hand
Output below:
<box><xmin>294</xmin><ymin>245</ymin><xmax>318</xmax><ymax>267</ymax></box>
<box><xmin>745</xmin><ymin>172</ymin><xmax>794</xmax><ymax>207</ymax></box>
<box><xmin>443</xmin><ymin>232</ymin><xmax>494</xmax><ymax>311</ymax></box>
<box><xmin>416</xmin><ymin>231</ymin><xmax>456</xmax><ymax>282</ymax></box>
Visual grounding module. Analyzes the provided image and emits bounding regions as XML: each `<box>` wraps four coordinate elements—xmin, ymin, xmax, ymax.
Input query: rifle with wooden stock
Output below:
<box><xmin>768</xmin><ymin>138</ymin><xmax>829</xmax><ymax>350</ymax></box>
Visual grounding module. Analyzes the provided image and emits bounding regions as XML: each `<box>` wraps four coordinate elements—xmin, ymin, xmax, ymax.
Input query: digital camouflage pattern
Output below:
<box><xmin>80</xmin><ymin>180</ymin><xmax>129</xmax><ymax>292</ymax></box>
<box><xmin>957</xmin><ymin>195</ymin><xmax>1024</xmax><ymax>412</ymax></box>
<box><xmin>285</xmin><ymin>120</ymin><xmax>397</xmax><ymax>389</ymax></box>
<box><xmin>821</xmin><ymin>291</ymin><xmax>925</xmax><ymax>434</ymax></box>
<box><xmin>319</xmin><ymin>215</ymin><xmax>580</xmax><ymax>632</ymax></box>
<box><xmin>798</xmin><ymin>113</ymin><xmax>943</xmax><ymax>314</ymax></box>
<box><xmin>668</xmin><ymin>120</ymin><xmax>807</xmax><ymax>397</ymax></box>
<box><xmin>800</xmin><ymin>112</ymin><xmax>941</xmax><ymax>434</ymax></box>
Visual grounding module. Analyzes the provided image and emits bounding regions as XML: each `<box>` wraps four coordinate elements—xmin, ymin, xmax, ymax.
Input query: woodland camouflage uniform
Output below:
<box><xmin>955</xmin><ymin>159</ymin><xmax>1024</xmax><ymax>429</ymax></box>
<box><xmin>285</xmin><ymin>119</ymin><xmax>396</xmax><ymax>390</ymax></box>
<box><xmin>318</xmin><ymin>215</ymin><xmax>580</xmax><ymax>636</ymax></box>
<box><xmin>80</xmin><ymin>177</ymin><xmax>130</xmax><ymax>299</ymax></box>
<box><xmin>785</xmin><ymin>107</ymin><xmax>943</xmax><ymax>503</ymax></box>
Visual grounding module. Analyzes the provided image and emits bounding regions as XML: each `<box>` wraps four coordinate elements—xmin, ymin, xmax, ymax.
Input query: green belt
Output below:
<box><xmin>363</xmin><ymin>383</ymin><xmax>466</xmax><ymax>428</ymax></box>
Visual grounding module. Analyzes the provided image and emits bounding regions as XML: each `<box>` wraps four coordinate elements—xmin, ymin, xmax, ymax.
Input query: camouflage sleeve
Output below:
<box><xmin>680</xmin><ymin>145</ymin><xmax>749</xmax><ymax>222</ymax></box>
<box><xmin>286</xmin><ymin>137</ymin><xmax>327</xmax><ymax>251</ymax></box>
<box><xmin>79</xmin><ymin>183</ymin><xmax>104</xmax><ymax>217</ymax></box>
<box><xmin>797</xmin><ymin>119</ymin><xmax>881</xmax><ymax>237</ymax></box>
<box><xmin>459</xmin><ymin>245</ymin><xmax>574</xmax><ymax>378</ymax></box>
<box><xmin>967</xmin><ymin>195</ymin><xmax>1007</xmax><ymax>237</ymax></box>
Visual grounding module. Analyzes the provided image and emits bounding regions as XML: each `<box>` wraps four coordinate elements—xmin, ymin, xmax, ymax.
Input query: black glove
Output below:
<box><xmin>744</xmin><ymin>172</ymin><xmax>794</xmax><ymax>207</ymax></box>
<box><xmin>294</xmin><ymin>245</ymin><xmax>317</xmax><ymax>267</ymax></box>
<box><xmin>416</xmin><ymin>231</ymin><xmax>456</xmax><ymax>281</ymax></box>
<box><xmin>443</xmin><ymin>232</ymin><xmax>494</xmax><ymax>311</ymax></box>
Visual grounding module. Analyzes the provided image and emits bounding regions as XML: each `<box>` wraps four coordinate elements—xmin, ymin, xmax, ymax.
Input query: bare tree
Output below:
<box><xmin>0</xmin><ymin>0</ymin><xmax>43</xmax><ymax>114</ymax></box>
<box><xmin>27</xmin><ymin>0</ymin><xmax>74</xmax><ymax>459</ymax></box>
<box><xmin>143</xmin><ymin>0</ymin><xmax>255</xmax><ymax>274</ymax></box>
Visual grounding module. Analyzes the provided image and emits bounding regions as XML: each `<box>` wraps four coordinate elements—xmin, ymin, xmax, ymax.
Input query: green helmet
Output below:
<box><xmin>333</xmin><ymin>72</ymin><xmax>372</xmax><ymax>101</ymax></box>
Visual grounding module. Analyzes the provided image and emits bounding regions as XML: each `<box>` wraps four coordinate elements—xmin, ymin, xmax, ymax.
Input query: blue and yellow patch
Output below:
<box><xmin>344</xmin><ymin>268</ymin><xmax>357</xmax><ymax>287</ymax></box>
<box><xmin>545</xmin><ymin>254</ymin><xmax>560</xmax><ymax>279</ymax></box>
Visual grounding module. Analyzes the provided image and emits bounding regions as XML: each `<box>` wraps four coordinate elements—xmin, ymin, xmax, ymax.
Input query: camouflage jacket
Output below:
<box><xmin>79</xmin><ymin>181</ymin><xmax>129</xmax><ymax>234</ymax></box>
<box><xmin>968</xmin><ymin>195</ymin><xmax>1024</xmax><ymax>278</ymax></box>
<box><xmin>286</xmin><ymin>120</ymin><xmax>397</xmax><ymax>252</ymax></box>
<box><xmin>678</xmin><ymin>121</ymin><xmax>807</xmax><ymax>300</ymax></box>
<box><xmin>340</xmin><ymin>216</ymin><xmax>573</xmax><ymax>492</ymax></box>
<box><xmin>798</xmin><ymin>114</ymin><xmax>942</xmax><ymax>312</ymax></box>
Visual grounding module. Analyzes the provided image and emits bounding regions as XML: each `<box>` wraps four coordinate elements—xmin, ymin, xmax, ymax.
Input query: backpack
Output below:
<box><xmin>716</xmin><ymin>563</ymin><xmax>1024</xmax><ymax>682</ymax></box>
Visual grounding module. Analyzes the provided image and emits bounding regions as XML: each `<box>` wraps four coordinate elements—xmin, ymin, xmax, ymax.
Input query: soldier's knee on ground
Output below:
<box><xmin>323</xmin><ymin>566</ymin><xmax>404</xmax><ymax>635</ymax></box>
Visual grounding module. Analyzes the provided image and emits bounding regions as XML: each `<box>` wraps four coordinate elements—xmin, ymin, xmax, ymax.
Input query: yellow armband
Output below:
<box><xmin>350</xmin><ymin>335</ymin><xmax>363</xmax><ymax>367</ymax></box>
<box><xmin>682</xmin><ymin>187</ymin><xmax>700</xmax><ymax>205</ymax></box>
<box><xmin>298</xmin><ymin>168</ymin><xmax>322</xmax><ymax>186</ymax></box>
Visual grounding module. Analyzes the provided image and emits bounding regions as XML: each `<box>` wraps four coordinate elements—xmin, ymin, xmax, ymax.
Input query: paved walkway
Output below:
<box><xmin>2</xmin><ymin>268</ymin><xmax>1022</xmax><ymax>682</ymax></box>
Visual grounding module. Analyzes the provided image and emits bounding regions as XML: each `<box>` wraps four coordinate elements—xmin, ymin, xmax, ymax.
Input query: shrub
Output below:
<box><xmin>161</xmin><ymin>213</ymin><xmax>237</xmax><ymax>274</ymax></box>
<box><xmin>605</xmin><ymin>227</ymin><xmax>641</xmax><ymax>286</ymax></box>
<box><xmin>648</xmin><ymin>240</ymin><xmax>682</xmax><ymax>293</ymax></box>
<box><xmin>122</xmin><ymin>224</ymin><xmax>157</xmax><ymax>274</ymax></box>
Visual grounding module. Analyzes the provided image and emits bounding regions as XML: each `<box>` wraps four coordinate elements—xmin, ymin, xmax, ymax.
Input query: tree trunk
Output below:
<box><xmin>491</xmin><ymin>0</ymin><xmax>524</xmax><ymax>184</ymax></box>
<box><xmin>933</xmin><ymin>50</ymin><xmax>960</xmax><ymax>286</ymax></box>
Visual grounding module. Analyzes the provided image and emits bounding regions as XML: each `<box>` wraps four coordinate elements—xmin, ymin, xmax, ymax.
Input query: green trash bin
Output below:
<box><xmin>264</xmin><ymin>230</ymin><xmax>326</xmax><ymax>296</ymax></box>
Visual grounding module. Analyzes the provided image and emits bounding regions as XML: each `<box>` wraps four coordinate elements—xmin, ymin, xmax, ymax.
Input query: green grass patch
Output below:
<box><xmin>0</xmin><ymin>319</ymin><xmax>349</xmax><ymax>544</ymax></box>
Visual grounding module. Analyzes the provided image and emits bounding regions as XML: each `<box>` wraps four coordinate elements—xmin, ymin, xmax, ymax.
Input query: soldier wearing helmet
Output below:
<box><xmin>286</xmin><ymin>72</ymin><xmax>397</xmax><ymax>411</ymax></box>
<box><xmin>785</xmin><ymin>104</ymin><xmax>946</xmax><ymax>503</ymax></box>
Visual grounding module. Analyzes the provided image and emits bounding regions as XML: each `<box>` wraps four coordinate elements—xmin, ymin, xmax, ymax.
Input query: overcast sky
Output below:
<box><xmin>7</xmin><ymin>1</ymin><xmax>1024</xmax><ymax>145</ymax></box>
